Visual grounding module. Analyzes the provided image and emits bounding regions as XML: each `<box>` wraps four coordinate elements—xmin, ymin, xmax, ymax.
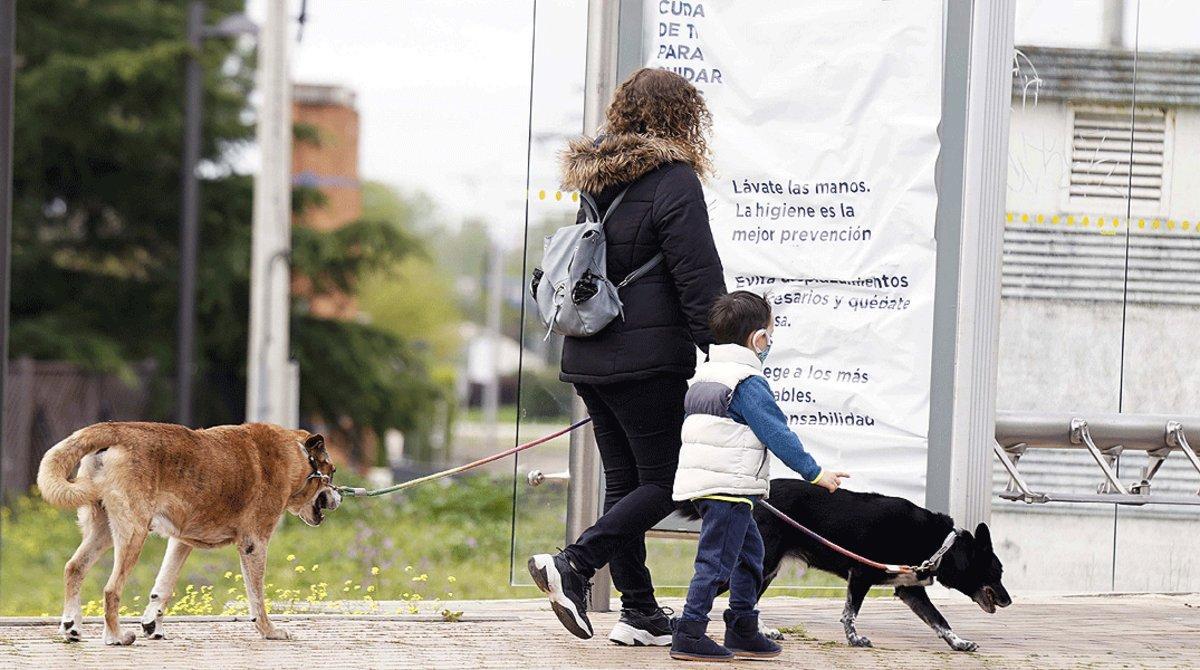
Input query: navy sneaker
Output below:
<box><xmin>528</xmin><ymin>553</ymin><xmax>594</xmax><ymax>639</ymax></box>
<box><xmin>670</xmin><ymin>618</ymin><xmax>733</xmax><ymax>662</ymax></box>
<box><xmin>723</xmin><ymin>609</ymin><xmax>781</xmax><ymax>659</ymax></box>
<box><xmin>609</xmin><ymin>606</ymin><xmax>674</xmax><ymax>646</ymax></box>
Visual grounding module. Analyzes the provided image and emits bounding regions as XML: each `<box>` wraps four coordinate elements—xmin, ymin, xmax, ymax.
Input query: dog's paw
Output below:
<box><xmin>946</xmin><ymin>635</ymin><xmax>977</xmax><ymax>652</ymax></box>
<box><xmin>847</xmin><ymin>633</ymin><xmax>873</xmax><ymax>648</ymax></box>
<box><xmin>140</xmin><ymin>609</ymin><xmax>166</xmax><ymax>638</ymax></box>
<box><xmin>141</xmin><ymin>605</ymin><xmax>165</xmax><ymax>639</ymax></box>
<box><xmin>60</xmin><ymin>617</ymin><xmax>82</xmax><ymax>642</ymax></box>
<box><xmin>263</xmin><ymin>627</ymin><xmax>293</xmax><ymax>641</ymax></box>
<box><xmin>104</xmin><ymin>629</ymin><xmax>136</xmax><ymax>646</ymax></box>
<box><xmin>141</xmin><ymin>619</ymin><xmax>165</xmax><ymax>640</ymax></box>
<box><xmin>761</xmin><ymin>626</ymin><xmax>784</xmax><ymax>641</ymax></box>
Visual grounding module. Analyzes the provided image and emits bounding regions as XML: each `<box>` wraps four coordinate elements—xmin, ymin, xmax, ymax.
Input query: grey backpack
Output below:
<box><xmin>530</xmin><ymin>188</ymin><xmax>663</xmax><ymax>339</ymax></box>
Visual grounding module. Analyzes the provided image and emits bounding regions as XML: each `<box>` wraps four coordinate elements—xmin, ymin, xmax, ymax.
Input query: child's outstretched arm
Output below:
<box><xmin>728</xmin><ymin>376</ymin><xmax>848</xmax><ymax>492</ymax></box>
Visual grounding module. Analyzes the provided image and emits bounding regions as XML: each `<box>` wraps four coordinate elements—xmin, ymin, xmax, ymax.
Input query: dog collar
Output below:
<box><xmin>915</xmin><ymin>529</ymin><xmax>959</xmax><ymax>579</ymax></box>
<box><xmin>297</xmin><ymin>441</ymin><xmax>332</xmax><ymax>485</ymax></box>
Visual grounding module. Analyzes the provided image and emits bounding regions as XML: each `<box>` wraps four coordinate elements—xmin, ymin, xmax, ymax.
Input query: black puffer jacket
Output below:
<box><xmin>557</xmin><ymin>133</ymin><xmax>726</xmax><ymax>384</ymax></box>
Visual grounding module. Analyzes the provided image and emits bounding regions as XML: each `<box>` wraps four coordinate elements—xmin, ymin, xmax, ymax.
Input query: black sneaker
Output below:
<box><xmin>608</xmin><ymin>606</ymin><xmax>674</xmax><ymax>646</ymax></box>
<box><xmin>528</xmin><ymin>553</ymin><xmax>594</xmax><ymax>639</ymax></box>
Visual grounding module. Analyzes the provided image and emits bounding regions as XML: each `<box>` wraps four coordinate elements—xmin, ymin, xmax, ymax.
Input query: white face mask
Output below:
<box><xmin>752</xmin><ymin>328</ymin><xmax>772</xmax><ymax>362</ymax></box>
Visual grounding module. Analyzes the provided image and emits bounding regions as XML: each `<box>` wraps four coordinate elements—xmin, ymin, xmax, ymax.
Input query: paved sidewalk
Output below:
<box><xmin>1</xmin><ymin>594</ymin><xmax>1197</xmax><ymax>669</ymax></box>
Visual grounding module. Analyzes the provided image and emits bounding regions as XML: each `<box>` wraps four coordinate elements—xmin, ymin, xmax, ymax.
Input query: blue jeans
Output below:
<box><xmin>681</xmin><ymin>497</ymin><xmax>764</xmax><ymax>622</ymax></box>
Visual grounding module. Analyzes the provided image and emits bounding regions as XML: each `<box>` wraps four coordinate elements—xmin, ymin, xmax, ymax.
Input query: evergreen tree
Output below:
<box><xmin>10</xmin><ymin>0</ymin><xmax>447</xmax><ymax>459</ymax></box>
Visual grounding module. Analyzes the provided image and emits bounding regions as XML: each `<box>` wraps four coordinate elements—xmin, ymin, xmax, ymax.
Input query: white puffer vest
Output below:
<box><xmin>672</xmin><ymin>343</ymin><xmax>770</xmax><ymax>501</ymax></box>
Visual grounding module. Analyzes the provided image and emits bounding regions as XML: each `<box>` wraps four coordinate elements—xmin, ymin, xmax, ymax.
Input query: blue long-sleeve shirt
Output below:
<box><xmin>727</xmin><ymin>376</ymin><xmax>823</xmax><ymax>483</ymax></box>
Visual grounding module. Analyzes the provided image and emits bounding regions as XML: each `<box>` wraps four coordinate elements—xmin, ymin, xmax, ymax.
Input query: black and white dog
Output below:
<box><xmin>750</xmin><ymin>479</ymin><xmax>1012</xmax><ymax>651</ymax></box>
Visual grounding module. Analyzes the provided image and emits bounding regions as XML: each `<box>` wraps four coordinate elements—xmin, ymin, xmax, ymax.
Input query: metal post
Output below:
<box><xmin>1102</xmin><ymin>0</ymin><xmax>1126</xmax><ymax>49</ymax></box>
<box><xmin>483</xmin><ymin>240</ymin><xmax>502</xmax><ymax>450</ymax></box>
<box><xmin>926</xmin><ymin>0</ymin><xmax>1015</xmax><ymax>526</ymax></box>
<box><xmin>566</xmin><ymin>0</ymin><xmax>621</xmax><ymax>614</ymax></box>
<box><xmin>615</xmin><ymin>0</ymin><xmax>645</xmax><ymax>81</ymax></box>
<box><xmin>0</xmin><ymin>0</ymin><xmax>15</xmax><ymax>580</ymax></box>
<box><xmin>246</xmin><ymin>0</ymin><xmax>293</xmax><ymax>425</ymax></box>
<box><xmin>176</xmin><ymin>1</ymin><xmax>204</xmax><ymax>427</ymax></box>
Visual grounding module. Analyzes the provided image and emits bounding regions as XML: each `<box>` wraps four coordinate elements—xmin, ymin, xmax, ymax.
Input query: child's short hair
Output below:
<box><xmin>708</xmin><ymin>291</ymin><xmax>772</xmax><ymax>345</ymax></box>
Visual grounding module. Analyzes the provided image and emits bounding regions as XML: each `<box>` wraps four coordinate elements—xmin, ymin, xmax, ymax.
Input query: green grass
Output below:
<box><xmin>1</xmin><ymin>475</ymin><xmax>844</xmax><ymax>616</ymax></box>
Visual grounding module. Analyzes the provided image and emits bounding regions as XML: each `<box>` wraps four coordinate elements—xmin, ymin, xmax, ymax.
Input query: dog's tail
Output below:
<box><xmin>36</xmin><ymin>428</ymin><xmax>106</xmax><ymax>508</ymax></box>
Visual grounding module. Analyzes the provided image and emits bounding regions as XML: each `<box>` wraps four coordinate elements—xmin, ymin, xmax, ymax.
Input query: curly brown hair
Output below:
<box><xmin>605</xmin><ymin>68</ymin><xmax>713</xmax><ymax>178</ymax></box>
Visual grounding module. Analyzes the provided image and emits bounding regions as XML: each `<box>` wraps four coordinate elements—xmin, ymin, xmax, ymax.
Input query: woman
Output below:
<box><xmin>528</xmin><ymin>68</ymin><xmax>726</xmax><ymax>646</ymax></box>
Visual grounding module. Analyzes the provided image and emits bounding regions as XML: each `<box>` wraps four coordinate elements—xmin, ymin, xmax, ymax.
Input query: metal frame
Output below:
<box><xmin>994</xmin><ymin>411</ymin><xmax>1200</xmax><ymax>506</ymax></box>
<box><xmin>925</xmin><ymin>0</ymin><xmax>1016</xmax><ymax>527</ymax></box>
<box><xmin>566</xmin><ymin>0</ymin><xmax>625</xmax><ymax>613</ymax></box>
<box><xmin>566</xmin><ymin>0</ymin><xmax>1022</xmax><ymax>604</ymax></box>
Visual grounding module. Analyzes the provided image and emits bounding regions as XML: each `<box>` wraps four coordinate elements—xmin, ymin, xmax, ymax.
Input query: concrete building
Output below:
<box><xmin>994</xmin><ymin>45</ymin><xmax>1200</xmax><ymax>592</ymax></box>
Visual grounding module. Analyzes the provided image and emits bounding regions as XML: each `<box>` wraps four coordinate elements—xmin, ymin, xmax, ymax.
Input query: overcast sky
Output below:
<box><xmin>244</xmin><ymin>0</ymin><xmax>1199</xmax><ymax>246</ymax></box>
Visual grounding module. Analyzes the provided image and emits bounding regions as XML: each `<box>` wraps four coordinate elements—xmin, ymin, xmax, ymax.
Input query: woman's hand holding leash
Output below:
<box><xmin>816</xmin><ymin>471</ymin><xmax>850</xmax><ymax>493</ymax></box>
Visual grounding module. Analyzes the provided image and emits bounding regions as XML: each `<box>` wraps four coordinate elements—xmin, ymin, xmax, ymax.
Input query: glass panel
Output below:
<box><xmin>509</xmin><ymin>0</ymin><xmax>589</xmax><ymax>586</ymax></box>
<box><xmin>993</xmin><ymin>0</ymin><xmax>1138</xmax><ymax>592</ymax></box>
<box><xmin>1112</xmin><ymin>0</ymin><xmax>1200</xmax><ymax>592</ymax></box>
<box><xmin>508</xmin><ymin>0</ymin><xmax>847</xmax><ymax>595</ymax></box>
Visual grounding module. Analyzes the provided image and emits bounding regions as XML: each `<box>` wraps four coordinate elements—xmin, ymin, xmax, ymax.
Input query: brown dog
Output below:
<box><xmin>36</xmin><ymin>421</ymin><xmax>341</xmax><ymax>645</ymax></box>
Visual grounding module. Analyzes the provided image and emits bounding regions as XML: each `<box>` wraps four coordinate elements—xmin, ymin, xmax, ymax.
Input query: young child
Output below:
<box><xmin>670</xmin><ymin>291</ymin><xmax>849</xmax><ymax>662</ymax></box>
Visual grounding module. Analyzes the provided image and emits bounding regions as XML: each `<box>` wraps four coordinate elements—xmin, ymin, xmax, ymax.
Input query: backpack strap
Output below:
<box><xmin>578</xmin><ymin>192</ymin><xmax>601</xmax><ymax>222</ymax></box>
<box><xmin>579</xmin><ymin>187</ymin><xmax>630</xmax><ymax>226</ymax></box>
<box><xmin>616</xmin><ymin>252</ymin><xmax>665</xmax><ymax>288</ymax></box>
<box><xmin>579</xmin><ymin>186</ymin><xmax>659</xmax><ymax>288</ymax></box>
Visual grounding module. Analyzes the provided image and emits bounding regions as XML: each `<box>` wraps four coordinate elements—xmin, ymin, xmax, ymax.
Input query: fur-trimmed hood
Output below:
<box><xmin>560</xmin><ymin>132</ymin><xmax>704</xmax><ymax>193</ymax></box>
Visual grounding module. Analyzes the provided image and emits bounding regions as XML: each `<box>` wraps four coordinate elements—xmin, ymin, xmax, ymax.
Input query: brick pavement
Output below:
<box><xmin>1</xmin><ymin>594</ymin><xmax>1197</xmax><ymax>669</ymax></box>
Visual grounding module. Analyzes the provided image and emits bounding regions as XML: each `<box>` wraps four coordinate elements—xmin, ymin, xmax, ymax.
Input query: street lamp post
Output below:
<box><xmin>176</xmin><ymin>1</ymin><xmax>204</xmax><ymax>426</ymax></box>
<box><xmin>0</xmin><ymin>0</ymin><xmax>14</xmax><ymax>573</ymax></box>
<box><xmin>0</xmin><ymin>0</ymin><xmax>13</xmax><ymax>464</ymax></box>
<box><xmin>175</xmin><ymin>3</ymin><xmax>256</xmax><ymax>426</ymax></box>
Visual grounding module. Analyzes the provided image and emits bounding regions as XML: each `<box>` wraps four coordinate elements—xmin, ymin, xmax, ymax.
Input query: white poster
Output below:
<box><xmin>643</xmin><ymin>1</ymin><xmax>943</xmax><ymax>503</ymax></box>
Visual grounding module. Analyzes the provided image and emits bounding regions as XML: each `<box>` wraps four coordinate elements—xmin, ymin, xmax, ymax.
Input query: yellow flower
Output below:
<box><xmin>371</xmin><ymin>566</ymin><xmax>381</xmax><ymax>576</ymax></box>
<box><xmin>286</xmin><ymin>554</ymin><xmax>296</xmax><ymax>562</ymax></box>
<box><xmin>311</xmin><ymin>564</ymin><xmax>319</xmax><ymax>572</ymax></box>
<box><xmin>224</xmin><ymin>571</ymin><xmax>234</xmax><ymax>579</ymax></box>
<box><xmin>447</xmin><ymin>576</ymin><xmax>456</xmax><ymax>583</ymax></box>
<box><xmin>294</xmin><ymin>565</ymin><xmax>306</xmax><ymax>573</ymax></box>
<box><xmin>367</xmin><ymin>585</ymin><xmax>376</xmax><ymax>593</ymax></box>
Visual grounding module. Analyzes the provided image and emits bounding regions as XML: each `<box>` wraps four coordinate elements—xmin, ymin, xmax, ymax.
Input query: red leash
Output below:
<box><xmin>338</xmin><ymin>418</ymin><xmax>920</xmax><ymax>577</ymax></box>
<box><xmin>759</xmin><ymin>499</ymin><xmax>913</xmax><ymax>575</ymax></box>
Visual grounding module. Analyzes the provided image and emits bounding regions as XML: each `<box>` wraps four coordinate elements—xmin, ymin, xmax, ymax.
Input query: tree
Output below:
<box><xmin>10</xmin><ymin>0</ymin><xmax>446</xmax><ymax>460</ymax></box>
<box><xmin>357</xmin><ymin>182</ymin><xmax>462</xmax><ymax>367</ymax></box>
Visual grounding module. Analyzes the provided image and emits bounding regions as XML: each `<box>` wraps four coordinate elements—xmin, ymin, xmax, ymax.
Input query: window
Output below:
<box><xmin>1066</xmin><ymin>105</ymin><xmax>1173</xmax><ymax>216</ymax></box>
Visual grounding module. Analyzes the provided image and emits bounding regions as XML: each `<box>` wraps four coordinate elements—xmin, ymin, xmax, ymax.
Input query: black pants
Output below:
<box><xmin>562</xmin><ymin>375</ymin><xmax>687</xmax><ymax>613</ymax></box>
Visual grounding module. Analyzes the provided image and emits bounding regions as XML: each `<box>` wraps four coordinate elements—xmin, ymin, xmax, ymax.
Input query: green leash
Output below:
<box><xmin>336</xmin><ymin>417</ymin><xmax>593</xmax><ymax>498</ymax></box>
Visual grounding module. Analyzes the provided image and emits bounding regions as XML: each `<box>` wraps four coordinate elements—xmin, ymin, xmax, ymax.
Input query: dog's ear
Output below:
<box><xmin>305</xmin><ymin>434</ymin><xmax>329</xmax><ymax>463</ymax></box>
<box><xmin>974</xmin><ymin>522</ymin><xmax>992</xmax><ymax>552</ymax></box>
